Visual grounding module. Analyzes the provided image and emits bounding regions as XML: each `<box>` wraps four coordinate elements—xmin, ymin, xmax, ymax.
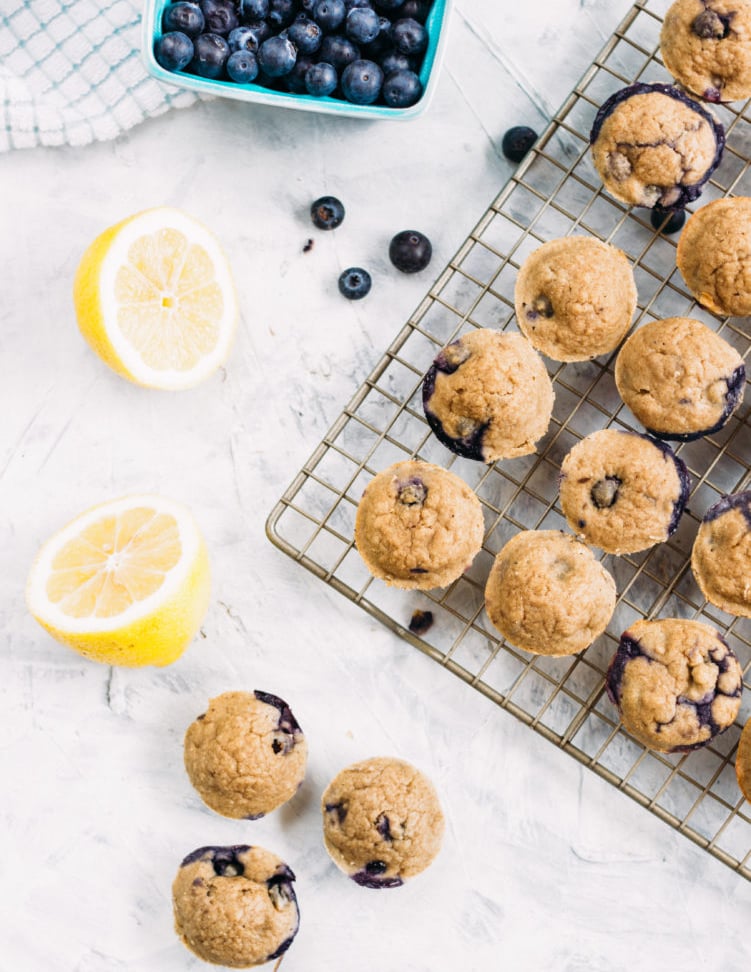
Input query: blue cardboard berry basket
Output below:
<box><xmin>141</xmin><ymin>0</ymin><xmax>453</xmax><ymax>120</ymax></box>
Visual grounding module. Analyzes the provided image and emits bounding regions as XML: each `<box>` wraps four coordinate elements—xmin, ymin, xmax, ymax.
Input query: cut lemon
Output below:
<box><xmin>73</xmin><ymin>207</ymin><xmax>238</xmax><ymax>390</ymax></box>
<box><xmin>27</xmin><ymin>495</ymin><xmax>211</xmax><ymax>667</ymax></box>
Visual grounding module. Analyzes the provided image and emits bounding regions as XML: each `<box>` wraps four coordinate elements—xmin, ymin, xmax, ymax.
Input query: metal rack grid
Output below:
<box><xmin>266</xmin><ymin>0</ymin><xmax>751</xmax><ymax>880</ymax></box>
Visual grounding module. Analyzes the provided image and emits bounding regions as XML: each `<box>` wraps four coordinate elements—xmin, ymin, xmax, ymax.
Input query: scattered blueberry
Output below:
<box><xmin>227</xmin><ymin>48</ymin><xmax>259</xmax><ymax>81</ymax></box>
<box><xmin>650</xmin><ymin>206</ymin><xmax>686</xmax><ymax>234</ymax></box>
<box><xmin>303</xmin><ymin>238</ymin><xmax>315</xmax><ymax>252</ymax></box>
<box><xmin>382</xmin><ymin>68</ymin><xmax>421</xmax><ymax>107</ymax></box>
<box><xmin>305</xmin><ymin>60</ymin><xmax>338</xmax><ymax>96</ymax></box>
<box><xmin>199</xmin><ymin>0</ymin><xmax>238</xmax><ymax>34</ymax></box>
<box><xmin>311</xmin><ymin>195</ymin><xmax>345</xmax><ymax>229</ymax></box>
<box><xmin>338</xmin><ymin>267</ymin><xmax>372</xmax><ymax>299</ymax></box>
<box><xmin>288</xmin><ymin>14</ymin><xmax>323</xmax><ymax>52</ymax></box>
<box><xmin>341</xmin><ymin>58</ymin><xmax>383</xmax><ymax>104</ymax></box>
<box><xmin>239</xmin><ymin>0</ymin><xmax>269</xmax><ymax>18</ymax></box>
<box><xmin>313</xmin><ymin>0</ymin><xmax>346</xmax><ymax>30</ymax></box>
<box><xmin>190</xmin><ymin>31</ymin><xmax>230</xmax><ymax>77</ymax></box>
<box><xmin>501</xmin><ymin>125</ymin><xmax>538</xmax><ymax>162</ymax></box>
<box><xmin>318</xmin><ymin>33</ymin><xmax>360</xmax><ymax>71</ymax></box>
<box><xmin>258</xmin><ymin>34</ymin><xmax>297</xmax><ymax>75</ymax></box>
<box><xmin>155</xmin><ymin>31</ymin><xmax>195</xmax><ymax>71</ymax></box>
<box><xmin>389</xmin><ymin>229</ymin><xmax>432</xmax><ymax>273</ymax></box>
<box><xmin>391</xmin><ymin>16</ymin><xmax>427</xmax><ymax>54</ymax></box>
<box><xmin>346</xmin><ymin>6</ymin><xmax>381</xmax><ymax>43</ymax></box>
<box><xmin>162</xmin><ymin>2</ymin><xmax>205</xmax><ymax>37</ymax></box>
<box><xmin>408</xmin><ymin>609</ymin><xmax>434</xmax><ymax>634</ymax></box>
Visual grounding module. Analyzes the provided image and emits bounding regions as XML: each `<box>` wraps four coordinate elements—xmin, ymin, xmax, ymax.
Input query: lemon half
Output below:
<box><xmin>73</xmin><ymin>207</ymin><xmax>238</xmax><ymax>390</ymax></box>
<box><xmin>27</xmin><ymin>495</ymin><xmax>211</xmax><ymax>667</ymax></box>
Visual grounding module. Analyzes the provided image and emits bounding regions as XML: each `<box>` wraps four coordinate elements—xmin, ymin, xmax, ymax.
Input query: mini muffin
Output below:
<box><xmin>589</xmin><ymin>81</ymin><xmax>725</xmax><ymax>209</ymax></box>
<box><xmin>606</xmin><ymin>618</ymin><xmax>743</xmax><ymax>752</ymax></box>
<box><xmin>184</xmin><ymin>691</ymin><xmax>307</xmax><ymax>819</ymax></box>
<box><xmin>484</xmin><ymin>530</ymin><xmax>617</xmax><ymax>656</ymax></box>
<box><xmin>421</xmin><ymin>329</ymin><xmax>554</xmax><ymax>462</ymax></box>
<box><xmin>736</xmin><ymin>718</ymin><xmax>751</xmax><ymax>802</ymax></box>
<box><xmin>354</xmin><ymin>459</ymin><xmax>485</xmax><ymax>589</ymax></box>
<box><xmin>615</xmin><ymin>317</ymin><xmax>746</xmax><ymax>440</ymax></box>
<box><xmin>172</xmin><ymin>844</ymin><xmax>299</xmax><ymax>967</ymax></box>
<box><xmin>558</xmin><ymin>428</ymin><xmax>690</xmax><ymax>555</ymax></box>
<box><xmin>691</xmin><ymin>491</ymin><xmax>751</xmax><ymax>615</ymax></box>
<box><xmin>514</xmin><ymin>237</ymin><xmax>637</xmax><ymax>361</ymax></box>
<box><xmin>676</xmin><ymin>197</ymin><xmax>751</xmax><ymax>316</ymax></box>
<box><xmin>661</xmin><ymin>0</ymin><xmax>751</xmax><ymax>103</ymax></box>
<box><xmin>321</xmin><ymin>756</ymin><xmax>444</xmax><ymax>888</ymax></box>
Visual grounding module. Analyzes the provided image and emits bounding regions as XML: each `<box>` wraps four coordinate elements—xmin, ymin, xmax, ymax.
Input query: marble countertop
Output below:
<box><xmin>3</xmin><ymin>1</ymin><xmax>751</xmax><ymax>969</ymax></box>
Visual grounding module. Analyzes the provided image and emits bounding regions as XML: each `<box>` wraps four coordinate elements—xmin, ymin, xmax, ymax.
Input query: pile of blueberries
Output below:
<box><xmin>154</xmin><ymin>0</ymin><xmax>435</xmax><ymax>109</ymax></box>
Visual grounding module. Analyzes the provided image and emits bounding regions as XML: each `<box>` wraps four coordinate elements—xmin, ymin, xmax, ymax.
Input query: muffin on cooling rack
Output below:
<box><xmin>514</xmin><ymin>236</ymin><xmax>637</xmax><ymax>362</ymax></box>
<box><xmin>691</xmin><ymin>491</ymin><xmax>751</xmax><ymax>616</ymax></box>
<box><xmin>484</xmin><ymin>530</ymin><xmax>616</xmax><ymax>656</ymax></box>
<box><xmin>614</xmin><ymin>317</ymin><xmax>746</xmax><ymax>441</ymax></box>
<box><xmin>558</xmin><ymin>428</ymin><xmax>691</xmax><ymax>555</ymax></box>
<box><xmin>737</xmin><ymin>718</ymin><xmax>751</xmax><ymax>802</ymax></box>
<box><xmin>661</xmin><ymin>0</ymin><xmax>751</xmax><ymax>103</ymax></box>
<box><xmin>606</xmin><ymin>618</ymin><xmax>743</xmax><ymax>753</ymax></box>
<box><xmin>589</xmin><ymin>81</ymin><xmax>725</xmax><ymax>209</ymax></box>
<box><xmin>354</xmin><ymin>459</ymin><xmax>484</xmax><ymax>590</ymax></box>
<box><xmin>421</xmin><ymin>329</ymin><xmax>554</xmax><ymax>463</ymax></box>
<box><xmin>676</xmin><ymin>197</ymin><xmax>751</xmax><ymax>316</ymax></box>
<box><xmin>321</xmin><ymin>756</ymin><xmax>444</xmax><ymax>889</ymax></box>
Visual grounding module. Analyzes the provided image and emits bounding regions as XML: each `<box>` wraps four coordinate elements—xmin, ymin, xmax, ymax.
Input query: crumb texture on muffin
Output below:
<box><xmin>692</xmin><ymin>491</ymin><xmax>751</xmax><ymax>616</ymax></box>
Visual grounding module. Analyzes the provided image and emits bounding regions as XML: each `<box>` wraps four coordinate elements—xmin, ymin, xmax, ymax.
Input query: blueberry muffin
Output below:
<box><xmin>354</xmin><ymin>459</ymin><xmax>485</xmax><ymax>589</ymax></box>
<box><xmin>421</xmin><ymin>329</ymin><xmax>554</xmax><ymax>462</ymax></box>
<box><xmin>606</xmin><ymin>618</ymin><xmax>742</xmax><ymax>752</ymax></box>
<box><xmin>736</xmin><ymin>717</ymin><xmax>751</xmax><ymax>801</ymax></box>
<box><xmin>691</xmin><ymin>491</ymin><xmax>751</xmax><ymax>615</ymax></box>
<box><xmin>321</xmin><ymin>756</ymin><xmax>444</xmax><ymax>888</ymax></box>
<box><xmin>514</xmin><ymin>237</ymin><xmax>637</xmax><ymax>361</ymax></box>
<box><xmin>661</xmin><ymin>0</ymin><xmax>751</xmax><ymax>103</ymax></box>
<box><xmin>614</xmin><ymin>317</ymin><xmax>746</xmax><ymax>440</ymax></box>
<box><xmin>589</xmin><ymin>81</ymin><xmax>725</xmax><ymax>209</ymax></box>
<box><xmin>676</xmin><ymin>197</ymin><xmax>751</xmax><ymax>316</ymax></box>
<box><xmin>484</xmin><ymin>530</ymin><xmax>617</xmax><ymax>656</ymax></box>
<box><xmin>184</xmin><ymin>691</ymin><xmax>307</xmax><ymax>819</ymax></box>
<box><xmin>172</xmin><ymin>845</ymin><xmax>299</xmax><ymax>967</ymax></box>
<box><xmin>558</xmin><ymin>428</ymin><xmax>691</xmax><ymax>555</ymax></box>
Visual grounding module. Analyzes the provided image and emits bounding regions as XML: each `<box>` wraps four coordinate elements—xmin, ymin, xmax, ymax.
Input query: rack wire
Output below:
<box><xmin>266</xmin><ymin>0</ymin><xmax>751</xmax><ymax>880</ymax></box>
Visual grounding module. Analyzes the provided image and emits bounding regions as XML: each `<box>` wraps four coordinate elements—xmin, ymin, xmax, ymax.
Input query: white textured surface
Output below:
<box><xmin>3</xmin><ymin>1</ymin><xmax>751</xmax><ymax>970</ymax></box>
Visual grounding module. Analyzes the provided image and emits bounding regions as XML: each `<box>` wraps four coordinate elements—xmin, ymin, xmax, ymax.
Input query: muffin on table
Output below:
<box><xmin>691</xmin><ymin>491</ymin><xmax>751</xmax><ymax>616</ymax></box>
<box><xmin>421</xmin><ymin>328</ymin><xmax>554</xmax><ymax>463</ymax></box>
<box><xmin>676</xmin><ymin>197</ymin><xmax>751</xmax><ymax>317</ymax></box>
<box><xmin>514</xmin><ymin>236</ymin><xmax>637</xmax><ymax>361</ymax></box>
<box><xmin>558</xmin><ymin>428</ymin><xmax>691</xmax><ymax>555</ymax></box>
<box><xmin>614</xmin><ymin>317</ymin><xmax>746</xmax><ymax>441</ymax></box>
<box><xmin>606</xmin><ymin>618</ymin><xmax>743</xmax><ymax>753</ymax></box>
<box><xmin>589</xmin><ymin>81</ymin><xmax>725</xmax><ymax>209</ymax></box>
<box><xmin>484</xmin><ymin>530</ymin><xmax>616</xmax><ymax>656</ymax></box>
<box><xmin>660</xmin><ymin>0</ymin><xmax>751</xmax><ymax>103</ymax></box>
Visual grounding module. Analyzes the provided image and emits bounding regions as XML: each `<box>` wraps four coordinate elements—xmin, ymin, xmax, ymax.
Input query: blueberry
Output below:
<box><xmin>228</xmin><ymin>25</ymin><xmax>260</xmax><ymax>51</ymax></box>
<box><xmin>227</xmin><ymin>49</ymin><xmax>259</xmax><ymax>81</ymax></box>
<box><xmin>391</xmin><ymin>17</ymin><xmax>427</xmax><ymax>55</ymax></box>
<box><xmin>389</xmin><ymin>229</ymin><xmax>432</xmax><ymax>272</ymax></box>
<box><xmin>345</xmin><ymin>0</ymin><xmax>372</xmax><ymax>8</ymax></box>
<box><xmin>311</xmin><ymin>195</ymin><xmax>345</xmax><ymax>229</ymax></box>
<box><xmin>305</xmin><ymin>61</ymin><xmax>338</xmax><ymax>96</ymax></box>
<box><xmin>287</xmin><ymin>15</ymin><xmax>323</xmax><ymax>53</ymax></box>
<box><xmin>239</xmin><ymin>0</ymin><xmax>269</xmax><ymax>19</ymax></box>
<box><xmin>155</xmin><ymin>31</ymin><xmax>194</xmax><ymax>71</ymax></box>
<box><xmin>501</xmin><ymin>125</ymin><xmax>538</xmax><ymax>162</ymax></box>
<box><xmin>239</xmin><ymin>18</ymin><xmax>273</xmax><ymax>44</ymax></box>
<box><xmin>382</xmin><ymin>68</ymin><xmax>421</xmax><ymax>107</ymax></box>
<box><xmin>397</xmin><ymin>477</ymin><xmax>427</xmax><ymax>504</ymax></box>
<box><xmin>199</xmin><ymin>0</ymin><xmax>238</xmax><ymax>34</ymax></box>
<box><xmin>362</xmin><ymin>15</ymin><xmax>392</xmax><ymax>57</ymax></box>
<box><xmin>408</xmin><ymin>609</ymin><xmax>434</xmax><ymax>635</ymax></box>
<box><xmin>258</xmin><ymin>34</ymin><xmax>297</xmax><ymax>75</ymax></box>
<box><xmin>376</xmin><ymin>0</ymin><xmax>406</xmax><ymax>8</ymax></box>
<box><xmin>341</xmin><ymin>57</ymin><xmax>383</xmax><ymax>103</ymax></box>
<box><xmin>300</xmin><ymin>0</ymin><xmax>317</xmax><ymax>11</ymax></box>
<box><xmin>313</xmin><ymin>0</ymin><xmax>346</xmax><ymax>31</ymax></box>
<box><xmin>338</xmin><ymin>267</ymin><xmax>372</xmax><ymax>299</ymax></box>
<box><xmin>189</xmin><ymin>32</ymin><xmax>230</xmax><ymax>77</ymax></box>
<box><xmin>650</xmin><ymin>206</ymin><xmax>686</xmax><ymax>234</ymax></box>
<box><xmin>692</xmin><ymin>9</ymin><xmax>730</xmax><ymax>38</ymax></box>
<box><xmin>590</xmin><ymin>476</ymin><xmax>621</xmax><ymax>510</ymax></box>
<box><xmin>285</xmin><ymin>53</ymin><xmax>316</xmax><ymax>91</ymax></box>
<box><xmin>379</xmin><ymin>50</ymin><xmax>412</xmax><ymax>75</ymax></box>
<box><xmin>399</xmin><ymin>0</ymin><xmax>430</xmax><ymax>21</ymax></box>
<box><xmin>365</xmin><ymin>860</ymin><xmax>388</xmax><ymax>874</ymax></box>
<box><xmin>269</xmin><ymin>0</ymin><xmax>296</xmax><ymax>27</ymax></box>
<box><xmin>346</xmin><ymin>6</ymin><xmax>381</xmax><ymax>43</ymax></box>
<box><xmin>318</xmin><ymin>33</ymin><xmax>360</xmax><ymax>70</ymax></box>
<box><xmin>162</xmin><ymin>2</ymin><xmax>204</xmax><ymax>37</ymax></box>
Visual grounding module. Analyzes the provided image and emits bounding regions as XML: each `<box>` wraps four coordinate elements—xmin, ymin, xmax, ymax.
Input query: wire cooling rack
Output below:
<box><xmin>267</xmin><ymin>0</ymin><xmax>751</xmax><ymax>880</ymax></box>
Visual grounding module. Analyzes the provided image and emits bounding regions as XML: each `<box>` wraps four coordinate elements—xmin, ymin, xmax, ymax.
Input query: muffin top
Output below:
<box><xmin>691</xmin><ymin>491</ymin><xmax>751</xmax><ymax>616</ymax></box>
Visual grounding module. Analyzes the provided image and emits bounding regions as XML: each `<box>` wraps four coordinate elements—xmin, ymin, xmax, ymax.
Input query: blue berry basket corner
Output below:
<box><xmin>141</xmin><ymin>0</ymin><xmax>454</xmax><ymax>120</ymax></box>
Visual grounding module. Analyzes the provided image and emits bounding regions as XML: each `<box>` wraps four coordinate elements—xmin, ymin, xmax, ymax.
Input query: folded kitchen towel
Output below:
<box><xmin>0</xmin><ymin>0</ymin><xmax>202</xmax><ymax>151</ymax></box>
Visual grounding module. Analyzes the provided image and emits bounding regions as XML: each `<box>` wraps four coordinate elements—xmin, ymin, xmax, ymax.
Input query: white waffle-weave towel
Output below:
<box><xmin>1</xmin><ymin>0</ymin><xmax>201</xmax><ymax>151</ymax></box>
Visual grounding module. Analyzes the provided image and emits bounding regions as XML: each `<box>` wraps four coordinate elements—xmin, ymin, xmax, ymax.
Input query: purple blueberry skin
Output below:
<box><xmin>162</xmin><ymin>2</ymin><xmax>205</xmax><ymax>37</ymax></box>
<box><xmin>181</xmin><ymin>844</ymin><xmax>253</xmax><ymax>875</ymax></box>
<box><xmin>702</xmin><ymin>489</ymin><xmax>751</xmax><ymax>527</ymax></box>
<box><xmin>589</xmin><ymin>82</ymin><xmax>726</xmax><ymax>210</ymax></box>
<box><xmin>199</xmin><ymin>0</ymin><xmax>239</xmax><ymax>35</ymax></box>
<box><xmin>254</xmin><ymin>688</ymin><xmax>303</xmax><ymax>742</ymax></box>
<box><xmin>382</xmin><ymin>68</ymin><xmax>422</xmax><ymax>108</ymax></box>
<box><xmin>352</xmin><ymin>868</ymin><xmax>404</xmax><ymax>889</ymax></box>
<box><xmin>422</xmin><ymin>347</ymin><xmax>489</xmax><ymax>462</ymax></box>
<box><xmin>155</xmin><ymin>31</ymin><xmax>195</xmax><ymax>72</ymax></box>
<box><xmin>644</xmin><ymin>364</ymin><xmax>746</xmax><ymax>443</ymax></box>
<box><xmin>189</xmin><ymin>32</ymin><xmax>230</xmax><ymax>78</ymax></box>
<box><xmin>636</xmin><ymin>432</ymin><xmax>691</xmax><ymax>537</ymax></box>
